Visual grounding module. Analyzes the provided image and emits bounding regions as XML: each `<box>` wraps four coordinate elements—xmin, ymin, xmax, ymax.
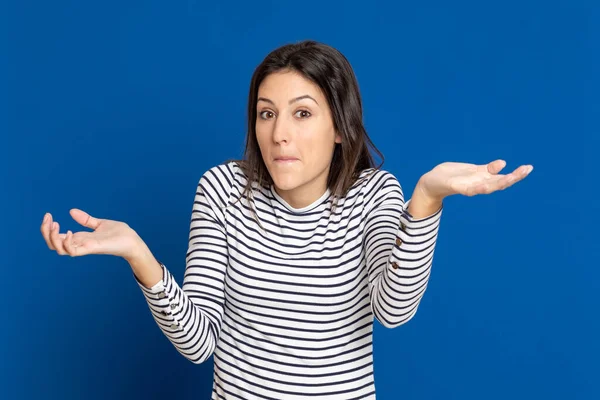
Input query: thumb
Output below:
<box><xmin>487</xmin><ymin>159</ymin><xmax>506</xmax><ymax>175</ymax></box>
<box><xmin>70</xmin><ymin>208</ymin><xmax>102</xmax><ymax>230</ymax></box>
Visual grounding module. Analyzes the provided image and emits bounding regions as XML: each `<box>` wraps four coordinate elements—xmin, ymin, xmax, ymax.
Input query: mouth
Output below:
<box><xmin>274</xmin><ymin>157</ymin><xmax>299</xmax><ymax>163</ymax></box>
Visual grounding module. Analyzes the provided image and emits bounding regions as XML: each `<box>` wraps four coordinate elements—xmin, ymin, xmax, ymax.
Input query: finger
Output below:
<box><xmin>468</xmin><ymin>164</ymin><xmax>533</xmax><ymax>196</ymax></box>
<box><xmin>42</xmin><ymin>214</ymin><xmax>68</xmax><ymax>250</ymax></box>
<box><xmin>42</xmin><ymin>215</ymin><xmax>66</xmax><ymax>247</ymax></box>
<box><xmin>70</xmin><ymin>209</ymin><xmax>101</xmax><ymax>230</ymax></box>
<box><xmin>493</xmin><ymin>173</ymin><xmax>520</xmax><ymax>191</ymax></box>
<box><xmin>41</xmin><ymin>213</ymin><xmax>55</xmax><ymax>250</ymax></box>
<box><xmin>484</xmin><ymin>168</ymin><xmax>530</xmax><ymax>193</ymax></box>
<box><xmin>517</xmin><ymin>164</ymin><xmax>533</xmax><ymax>177</ymax></box>
<box><xmin>470</xmin><ymin>175</ymin><xmax>507</xmax><ymax>195</ymax></box>
<box><xmin>477</xmin><ymin>181</ymin><xmax>499</xmax><ymax>195</ymax></box>
<box><xmin>63</xmin><ymin>230</ymin><xmax>78</xmax><ymax>257</ymax></box>
<box><xmin>49</xmin><ymin>222</ymin><xmax>68</xmax><ymax>256</ymax></box>
<box><xmin>505</xmin><ymin>165</ymin><xmax>533</xmax><ymax>186</ymax></box>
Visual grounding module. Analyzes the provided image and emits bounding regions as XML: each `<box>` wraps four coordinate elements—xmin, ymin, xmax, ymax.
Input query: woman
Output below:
<box><xmin>40</xmin><ymin>40</ymin><xmax>532</xmax><ymax>399</ymax></box>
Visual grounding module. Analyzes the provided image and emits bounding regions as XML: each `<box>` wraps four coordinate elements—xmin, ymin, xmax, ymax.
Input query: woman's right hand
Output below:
<box><xmin>40</xmin><ymin>208</ymin><xmax>142</xmax><ymax>261</ymax></box>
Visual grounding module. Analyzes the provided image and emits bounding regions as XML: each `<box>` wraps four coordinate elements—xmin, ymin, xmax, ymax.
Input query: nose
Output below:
<box><xmin>272</xmin><ymin>115</ymin><xmax>290</xmax><ymax>144</ymax></box>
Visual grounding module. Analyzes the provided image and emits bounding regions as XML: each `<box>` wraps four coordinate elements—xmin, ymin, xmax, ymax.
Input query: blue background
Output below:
<box><xmin>2</xmin><ymin>0</ymin><xmax>596</xmax><ymax>399</ymax></box>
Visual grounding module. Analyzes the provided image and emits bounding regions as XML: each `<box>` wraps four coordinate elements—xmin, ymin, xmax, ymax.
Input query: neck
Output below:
<box><xmin>274</xmin><ymin>182</ymin><xmax>329</xmax><ymax>210</ymax></box>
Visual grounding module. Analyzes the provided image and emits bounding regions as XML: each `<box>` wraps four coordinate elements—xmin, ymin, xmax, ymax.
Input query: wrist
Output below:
<box><xmin>123</xmin><ymin>231</ymin><xmax>148</xmax><ymax>263</ymax></box>
<box><xmin>125</xmin><ymin>242</ymin><xmax>155</xmax><ymax>268</ymax></box>
<box><xmin>409</xmin><ymin>180</ymin><xmax>444</xmax><ymax>219</ymax></box>
<box><xmin>124</xmin><ymin>233</ymin><xmax>157</xmax><ymax>271</ymax></box>
<box><xmin>126</xmin><ymin>243</ymin><xmax>163</xmax><ymax>289</ymax></box>
<box><xmin>415</xmin><ymin>179</ymin><xmax>445</xmax><ymax>205</ymax></box>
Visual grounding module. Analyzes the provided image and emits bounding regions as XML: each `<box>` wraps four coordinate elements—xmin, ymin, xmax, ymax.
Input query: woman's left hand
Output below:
<box><xmin>418</xmin><ymin>159</ymin><xmax>533</xmax><ymax>201</ymax></box>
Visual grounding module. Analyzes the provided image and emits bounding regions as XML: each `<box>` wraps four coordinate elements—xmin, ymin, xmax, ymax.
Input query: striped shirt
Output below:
<box><xmin>135</xmin><ymin>161</ymin><xmax>443</xmax><ymax>399</ymax></box>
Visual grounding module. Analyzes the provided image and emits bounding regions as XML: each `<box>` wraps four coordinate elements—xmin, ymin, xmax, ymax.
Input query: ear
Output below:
<box><xmin>334</xmin><ymin>132</ymin><xmax>342</xmax><ymax>144</ymax></box>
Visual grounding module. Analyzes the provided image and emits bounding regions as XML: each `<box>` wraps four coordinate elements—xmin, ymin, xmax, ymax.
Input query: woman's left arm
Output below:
<box><xmin>365</xmin><ymin>159</ymin><xmax>533</xmax><ymax>328</ymax></box>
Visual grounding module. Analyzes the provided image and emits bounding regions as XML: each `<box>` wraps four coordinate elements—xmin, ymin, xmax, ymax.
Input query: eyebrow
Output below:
<box><xmin>257</xmin><ymin>95</ymin><xmax>319</xmax><ymax>106</ymax></box>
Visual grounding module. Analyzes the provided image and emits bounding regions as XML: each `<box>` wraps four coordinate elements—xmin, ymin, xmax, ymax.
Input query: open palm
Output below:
<box><xmin>40</xmin><ymin>208</ymin><xmax>140</xmax><ymax>259</ymax></box>
<box><xmin>420</xmin><ymin>159</ymin><xmax>533</xmax><ymax>199</ymax></box>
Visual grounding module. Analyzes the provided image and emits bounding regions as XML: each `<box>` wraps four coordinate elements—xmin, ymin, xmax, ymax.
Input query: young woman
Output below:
<box><xmin>40</xmin><ymin>40</ymin><xmax>532</xmax><ymax>399</ymax></box>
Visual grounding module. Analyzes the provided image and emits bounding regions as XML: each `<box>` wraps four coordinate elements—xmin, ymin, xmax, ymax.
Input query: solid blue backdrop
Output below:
<box><xmin>2</xmin><ymin>0</ymin><xmax>595</xmax><ymax>399</ymax></box>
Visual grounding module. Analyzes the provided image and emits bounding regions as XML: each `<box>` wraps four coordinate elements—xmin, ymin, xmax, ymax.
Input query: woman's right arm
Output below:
<box><xmin>41</xmin><ymin>164</ymin><xmax>233</xmax><ymax>365</ymax></box>
<box><xmin>132</xmin><ymin>167</ymin><xmax>231</xmax><ymax>364</ymax></box>
<box><xmin>126</xmin><ymin>169</ymin><xmax>230</xmax><ymax>364</ymax></box>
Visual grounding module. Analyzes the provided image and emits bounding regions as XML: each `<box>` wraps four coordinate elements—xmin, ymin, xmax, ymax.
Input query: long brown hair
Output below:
<box><xmin>232</xmin><ymin>40</ymin><xmax>384</xmax><ymax>218</ymax></box>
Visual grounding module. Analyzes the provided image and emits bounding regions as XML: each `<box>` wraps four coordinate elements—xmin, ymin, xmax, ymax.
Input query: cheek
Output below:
<box><xmin>301</xmin><ymin>133</ymin><xmax>336</xmax><ymax>166</ymax></box>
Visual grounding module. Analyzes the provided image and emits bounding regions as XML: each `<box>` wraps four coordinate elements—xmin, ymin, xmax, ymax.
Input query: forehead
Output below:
<box><xmin>258</xmin><ymin>70</ymin><xmax>324</xmax><ymax>99</ymax></box>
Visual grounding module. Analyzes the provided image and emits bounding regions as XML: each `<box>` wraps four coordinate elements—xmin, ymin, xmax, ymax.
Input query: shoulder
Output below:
<box><xmin>353</xmin><ymin>167</ymin><xmax>405</xmax><ymax>215</ymax></box>
<box><xmin>353</xmin><ymin>167</ymin><xmax>403</xmax><ymax>197</ymax></box>
<box><xmin>197</xmin><ymin>160</ymin><xmax>242</xmax><ymax>208</ymax></box>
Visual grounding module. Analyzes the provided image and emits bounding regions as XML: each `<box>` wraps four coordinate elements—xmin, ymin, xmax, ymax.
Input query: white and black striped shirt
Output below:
<box><xmin>135</xmin><ymin>161</ymin><xmax>443</xmax><ymax>399</ymax></box>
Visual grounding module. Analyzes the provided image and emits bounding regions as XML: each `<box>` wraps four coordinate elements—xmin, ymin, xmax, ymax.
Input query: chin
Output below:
<box><xmin>270</xmin><ymin>174</ymin><xmax>303</xmax><ymax>192</ymax></box>
<box><xmin>272</xmin><ymin>179</ymin><xmax>300</xmax><ymax>192</ymax></box>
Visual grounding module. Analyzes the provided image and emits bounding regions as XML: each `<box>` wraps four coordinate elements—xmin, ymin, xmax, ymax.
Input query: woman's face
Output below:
<box><xmin>255</xmin><ymin>70</ymin><xmax>342</xmax><ymax>208</ymax></box>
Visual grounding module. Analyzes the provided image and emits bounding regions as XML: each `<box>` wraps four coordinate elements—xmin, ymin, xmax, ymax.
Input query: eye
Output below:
<box><xmin>295</xmin><ymin>110</ymin><xmax>311</xmax><ymax>119</ymax></box>
<box><xmin>259</xmin><ymin>110</ymin><xmax>275</xmax><ymax>120</ymax></box>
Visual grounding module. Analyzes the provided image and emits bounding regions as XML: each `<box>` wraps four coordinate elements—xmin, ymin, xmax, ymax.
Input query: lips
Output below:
<box><xmin>275</xmin><ymin>157</ymin><xmax>298</xmax><ymax>161</ymax></box>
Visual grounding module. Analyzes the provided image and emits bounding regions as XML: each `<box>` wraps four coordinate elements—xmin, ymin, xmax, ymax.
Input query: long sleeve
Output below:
<box><xmin>134</xmin><ymin>164</ymin><xmax>232</xmax><ymax>363</ymax></box>
<box><xmin>363</xmin><ymin>171</ymin><xmax>443</xmax><ymax>328</ymax></box>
